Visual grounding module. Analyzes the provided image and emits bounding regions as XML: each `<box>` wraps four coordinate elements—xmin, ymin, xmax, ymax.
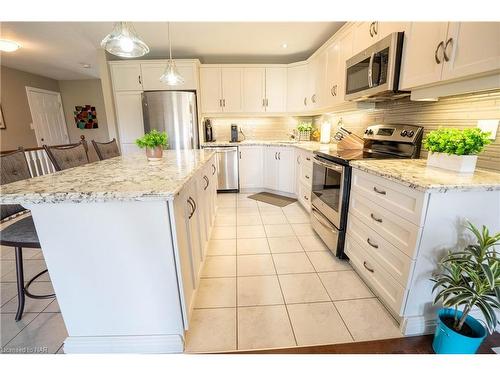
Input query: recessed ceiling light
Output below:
<box><xmin>281</xmin><ymin>43</ymin><xmax>288</xmax><ymax>49</ymax></box>
<box><xmin>0</xmin><ymin>39</ymin><xmax>22</xmax><ymax>52</ymax></box>
<box><xmin>81</xmin><ymin>63</ymin><xmax>92</xmax><ymax>69</ymax></box>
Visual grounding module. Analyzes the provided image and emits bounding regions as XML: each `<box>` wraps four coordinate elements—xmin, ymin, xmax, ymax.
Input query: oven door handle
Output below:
<box><xmin>313</xmin><ymin>157</ymin><xmax>344</xmax><ymax>173</ymax></box>
<box><xmin>311</xmin><ymin>208</ymin><xmax>338</xmax><ymax>234</ymax></box>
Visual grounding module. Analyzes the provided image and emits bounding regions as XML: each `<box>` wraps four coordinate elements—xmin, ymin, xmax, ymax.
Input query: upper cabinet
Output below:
<box><xmin>140</xmin><ymin>62</ymin><xmax>198</xmax><ymax>91</ymax></box>
<box><xmin>351</xmin><ymin>22</ymin><xmax>409</xmax><ymax>56</ymax></box>
<box><xmin>287</xmin><ymin>63</ymin><xmax>308</xmax><ymax>112</ymax></box>
<box><xmin>199</xmin><ymin>67</ymin><xmax>243</xmax><ymax>113</ymax></box>
<box><xmin>264</xmin><ymin>67</ymin><xmax>287</xmax><ymax>113</ymax></box>
<box><xmin>110</xmin><ymin>64</ymin><xmax>143</xmax><ymax>91</ymax></box>
<box><xmin>325</xmin><ymin>29</ymin><xmax>353</xmax><ymax>107</ymax></box>
<box><xmin>400</xmin><ymin>22</ymin><xmax>500</xmax><ymax>90</ymax></box>
<box><xmin>306</xmin><ymin>53</ymin><xmax>328</xmax><ymax>110</ymax></box>
<box><xmin>242</xmin><ymin>67</ymin><xmax>266</xmax><ymax>112</ymax></box>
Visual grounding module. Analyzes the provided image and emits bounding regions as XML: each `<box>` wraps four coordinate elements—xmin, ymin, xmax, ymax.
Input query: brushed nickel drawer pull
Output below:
<box><xmin>363</xmin><ymin>261</ymin><xmax>374</xmax><ymax>273</ymax></box>
<box><xmin>370</xmin><ymin>213</ymin><xmax>383</xmax><ymax>223</ymax></box>
<box><xmin>373</xmin><ymin>186</ymin><xmax>386</xmax><ymax>195</ymax></box>
<box><xmin>305</xmin><ymin>175</ymin><xmax>310</xmax><ymax>179</ymax></box>
<box><xmin>367</xmin><ymin>238</ymin><xmax>379</xmax><ymax>248</ymax></box>
<box><xmin>435</xmin><ymin>41</ymin><xmax>445</xmax><ymax>64</ymax></box>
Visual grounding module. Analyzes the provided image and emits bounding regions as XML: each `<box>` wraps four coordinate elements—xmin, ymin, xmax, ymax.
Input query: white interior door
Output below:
<box><xmin>26</xmin><ymin>87</ymin><xmax>69</xmax><ymax>146</ymax></box>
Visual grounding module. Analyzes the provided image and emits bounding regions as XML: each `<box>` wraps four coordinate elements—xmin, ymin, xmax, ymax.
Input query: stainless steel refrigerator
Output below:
<box><xmin>141</xmin><ymin>91</ymin><xmax>199</xmax><ymax>150</ymax></box>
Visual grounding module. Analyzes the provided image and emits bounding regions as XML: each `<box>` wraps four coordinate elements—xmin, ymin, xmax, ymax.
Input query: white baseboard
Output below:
<box><xmin>63</xmin><ymin>334</ymin><xmax>184</xmax><ymax>354</ymax></box>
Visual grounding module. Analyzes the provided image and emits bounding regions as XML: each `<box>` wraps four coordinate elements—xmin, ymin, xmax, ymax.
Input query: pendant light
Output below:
<box><xmin>101</xmin><ymin>22</ymin><xmax>149</xmax><ymax>58</ymax></box>
<box><xmin>160</xmin><ymin>23</ymin><xmax>185</xmax><ymax>86</ymax></box>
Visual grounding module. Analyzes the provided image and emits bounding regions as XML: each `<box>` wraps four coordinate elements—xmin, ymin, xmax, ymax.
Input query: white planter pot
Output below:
<box><xmin>426</xmin><ymin>152</ymin><xmax>478</xmax><ymax>173</ymax></box>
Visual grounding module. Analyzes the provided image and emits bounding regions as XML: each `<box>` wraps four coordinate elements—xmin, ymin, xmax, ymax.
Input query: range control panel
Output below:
<box><xmin>363</xmin><ymin>124</ymin><xmax>423</xmax><ymax>143</ymax></box>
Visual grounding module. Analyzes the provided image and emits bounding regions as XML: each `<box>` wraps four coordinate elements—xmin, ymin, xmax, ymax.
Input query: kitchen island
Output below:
<box><xmin>0</xmin><ymin>150</ymin><xmax>218</xmax><ymax>353</ymax></box>
<box><xmin>346</xmin><ymin>159</ymin><xmax>500</xmax><ymax>335</ymax></box>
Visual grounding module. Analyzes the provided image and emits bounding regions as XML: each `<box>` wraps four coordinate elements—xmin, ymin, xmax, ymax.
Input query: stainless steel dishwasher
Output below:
<box><xmin>204</xmin><ymin>146</ymin><xmax>239</xmax><ymax>192</ymax></box>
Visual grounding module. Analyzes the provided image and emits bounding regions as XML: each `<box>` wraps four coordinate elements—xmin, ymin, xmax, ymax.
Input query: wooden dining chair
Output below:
<box><xmin>91</xmin><ymin>138</ymin><xmax>121</xmax><ymax>160</ymax></box>
<box><xmin>43</xmin><ymin>141</ymin><xmax>89</xmax><ymax>171</ymax></box>
<box><xmin>0</xmin><ymin>149</ymin><xmax>55</xmax><ymax>321</ymax></box>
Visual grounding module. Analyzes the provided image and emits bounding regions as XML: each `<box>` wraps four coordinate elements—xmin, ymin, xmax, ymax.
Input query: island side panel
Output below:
<box><xmin>27</xmin><ymin>200</ymin><xmax>185</xmax><ymax>353</ymax></box>
<box><xmin>402</xmin><ymin>189</ymin><xmax>500</xmax><ymax>335</ymax></box>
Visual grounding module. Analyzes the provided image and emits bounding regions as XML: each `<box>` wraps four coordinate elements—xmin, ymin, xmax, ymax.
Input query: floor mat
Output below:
<box><xmin>247</xmin><ymin>192</ymin><xmax>297</xmax><ymax>207</ymax></box>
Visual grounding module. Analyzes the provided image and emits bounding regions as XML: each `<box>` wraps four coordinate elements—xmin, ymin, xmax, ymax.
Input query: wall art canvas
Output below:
<box><xmin>0</xmin><ymin>104</ymin><xmax>5</xmax><ymax>129</ymax></box>
<box><xmin>74</xmin><ymin>105</ymin><xmax>98</xmax><ymax>129</ymax></box>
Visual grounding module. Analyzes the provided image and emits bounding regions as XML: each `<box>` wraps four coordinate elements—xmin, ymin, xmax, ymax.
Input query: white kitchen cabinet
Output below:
<box><xmin>351</xmin><ymin>22</ymin><xmax>378</xmax><ymax>55</ymax></box>
<box><xmin>114</xmin><ymin>91</ymin><xmax>144</xmax><ymax>145</ymax></box>
<box><xmin>399</xmin><ymin>22</ymin><xmax>449</xmax><ymax>90</ymax></box>
<box><xmin>185</xmin><ymin>181</ymin><xmax>203</xmax><ymax>286</ymax></box>
<box><xmin>263</xmin><ymin>147</ymin><xmax>279</xmax><ymax>190</ymax></box>
<box><xmin>109</xmin><ymin>63</ymin><xmax>143</xmax><ymax>91</ymax></box>
<box><xmin>243</xmin><ymin>67</ymin><xmax>266</xmax><ymax>112</ymax></box>
<box><xmin>239</xmin><ymin>146</ymin><xmax>263</xmax><ymax>189</ymax></box>
<box><xmin>307</xmin><ymin>52</ymin><xmax>327</xmax><ymax>109</ymax></box>
<box><xmin>325</xmin><ymin>29</ymin><xmax>353</xmax><ymax>107</ymax></box>
<box><xmin>221</xmin><ymin>68</ymin><xmax>243</xmax><ymax>112</ymax></box>
<box><xmin>276</xmin><ymin>147</ymin><xmax>295</xmax><ymax>194</ymax></box>
<box><xmin>441</xmin><ymin>22</ymin><xmax>500</xmax><ymax>81</ymax></box>
<box><xmin>377</xmin><ymin>22</ymin><xmax>409</xmax><ymax>39</ymax></box>
<box><xmin>200</xmin><ymin>67</ymin><xmax>223</xmax><ymax>113</ymax></box>
<box><xmin>265</xmin><ymin>67</ymin><xmax>287</xmax><ymax>112</ymax></box>
<box><xmin>140</xmin><ymin>61</ymin><xmax>198</xmax><ymax>91</ymax></box>
<box><xmin>286</xmin><ymin>63</ymin><xmax>308</xmax><ymax>112</ymax></box>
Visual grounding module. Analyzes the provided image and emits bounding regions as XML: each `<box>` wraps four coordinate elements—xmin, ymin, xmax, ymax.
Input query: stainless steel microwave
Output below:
<box><xmin>345</xmin><ymin>32</ymin><xmax>408</xmax><ymax>102</ymax></box>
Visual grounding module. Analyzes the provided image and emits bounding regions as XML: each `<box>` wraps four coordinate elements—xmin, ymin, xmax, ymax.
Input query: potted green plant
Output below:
<box><xmin>423</xmin><ymin>128</ymin><xmax>491</xmax><ymax>173</ymax></box>
<box><xmin>135</xmin><ymin>129</ymin><xmax>169</xmax><ymax>161</ymax></box>
<box><xmin>431</xmin><ymin>222</ymin><xmax>500</xmax><ymax>354</ymax></box>
<box><xmin>297</xmin><ymin>122</ymin><xmax>313</xmax><ymax>141</ymax></box>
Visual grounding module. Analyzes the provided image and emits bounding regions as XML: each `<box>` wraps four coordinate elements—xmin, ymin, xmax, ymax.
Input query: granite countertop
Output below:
<box><xmin>350</xmin><ymin>159</ymin><xmax>500</xmax><ymax>193</ymax></box>
<box><xmin>0</xmin><ymin>150</ymin><xmax>216</xmax><ymax>204</ymax></box>
<box><xmin>201</xmin><ymin>140</ymin><xmax>338</xmax><ymax>153</ymax></box>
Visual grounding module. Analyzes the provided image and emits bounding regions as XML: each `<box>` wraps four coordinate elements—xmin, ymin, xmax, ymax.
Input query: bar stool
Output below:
<box><xmin>0</xmin><ymin>149</ymin><xmax>55</xmax><ymax>321</ymax></box>
<box><xmin>91</xmin><ymin>138</ymin><xmax>121</xmax><ymax>160</ymax></box>
<box><xmin>43</xmin><ymin>141</ymin><xmax>89</xmax><ymax>171</ymax></box>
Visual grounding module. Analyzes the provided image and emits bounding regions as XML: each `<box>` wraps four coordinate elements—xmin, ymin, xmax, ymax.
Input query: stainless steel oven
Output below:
<box><xmin>345</xmin><ymin>32</ymin><xmax>408</xmax><ymax>102</ymax></box>
<box><xmin>311</xmin><ymin>155</ymin><xmax>348</xmax><ymax>254</ymax></box>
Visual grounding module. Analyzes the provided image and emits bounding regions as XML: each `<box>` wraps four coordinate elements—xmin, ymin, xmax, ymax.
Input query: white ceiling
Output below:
<box><xmin>0</xmin><ymin>22</ymin><xmax>345</xmax><ymax>81</ymax></box>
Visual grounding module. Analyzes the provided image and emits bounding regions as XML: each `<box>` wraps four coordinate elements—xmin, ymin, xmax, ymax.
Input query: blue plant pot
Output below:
<box><xmin>432</xmin><ymin>308</ymin><xmax>487</xmax><ymax>354</ymax></box>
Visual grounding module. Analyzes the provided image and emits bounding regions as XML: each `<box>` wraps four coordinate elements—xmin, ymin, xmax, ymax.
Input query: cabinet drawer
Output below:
<box><xmin>345</xmin><ymin>234</ymin><xmax>408</xmax><ymax>316</ymax></box>
<box><xmin>351</xmin><ymin>169</ymin><xmax>427</xmax><ymax>226</ymax></box>
<box><xmin>298</xmin><ymin>181</ymin><xmax>311</xmax><ymax>212</ymax></box>
<box><xmin>347</xmin><ymin>214</ymin><xmax>415</xmax><ymax>287</ymax></box>
<box><xmin>300</xmin><ymin>163</ymin><xmax>313</xmax><ymax>187</ymax></box>
<box><xmin>349</xmin><ymin>191</ymin><xmax>421</xmax><ymax>258</ymax></box>
<box><xmin>298</xmin><ymin>150</ymin><xmax>313</xmax><ymax>169</ymax></box>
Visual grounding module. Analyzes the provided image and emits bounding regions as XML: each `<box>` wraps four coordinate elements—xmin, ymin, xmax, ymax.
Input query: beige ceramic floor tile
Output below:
<box><xmin>236</xmin><ymin>214</ymin><xmax>262</xmax><ymax>226</ymax></box>
<box><xmin>211</xmin><ymin>226</ymin><xmax>236</xmax><ymax>240</ymax></box>
<box><xmin>291</xmin><ymin>224</ymin><xmax>316</xmax><ymax>237</ymax></box>
<box><xmin>237</xmin><ymin>200</ymin><xmax>258</xmax><ymax>208</ymax></box>
<box><xmin>287</xmin><ymin>302</ymin><xmax>353</xmax><ymax>346</ymax></box>
<box><xmin>237</xmin><ymin>238</ymin><xmax>270</xmax><ymax>255</ymax></box>
<box><xmin>238</xmin><ymin>305</ymin><xmax>296</xmax><ymax>350</ymax></box>
<box><xmin>237</xmin><ymin>225</ymin><xmax>266</xmax><ymax>239</ymax></box>
<box><xmin>237</xmin><ymin>254</ymin><xmax>276</xmax><ymax>276</ymax></box>
<box><xmin>261</xmin><ymin>214</ymin><xmax>288</xmax><ymax>225</ymax></box>
<box><xmin>297</xmin><ymin>235</ymin><xmax>329</xmax><ymax>252</ymax></box>
<box><xmin>335</xmin><ymin>298</ymin><xmax>402</xmax><ymax>341</ymax></box>
<box><xmin>272</xmin><ymin>252</ymin><xmax>315</xmax><ymax>274</ymax></box>
<box><xmin>285</xmin><ymin>214</ymin><xmax>311</xmax><ymax>224</ymax></box>
<box><xmin>237</xmin><ymin>275</ymin><xmax>284</xmax><ymax>306</ymax></box>
<box><xmin>43</xmin><ymin>299</ymin><xmax>61</xmax><ymax>313</ymax></box>
<box><xmin>214</xmin><ymin>214</ymin><xmax>237</xmax><ymax>227</ymax></box>
<box><xmin>185</xmin><ymin>308</ymin><xmax>236</xmax><ymax>352</ymax></box>
<box><xmin>194</xmin><ymin>278</ymin><xmax>236</xmax><ymax>308</ymax></box>
<box><xmin>307</xmin><ymin>251</ymin><xmax>352</xmax><ymax>272</ymax></box>
<box><xmin>278</xmin><ymin>273</ymin><xmax>330</xmax><ymax>304</ymax></box>
<box><xmin>207</xmin><ymin>239</ymin><xmax>237</xmax><ymax>256</ymax></box>
<box><xmin>319</xmin><ymin>271</ymin><xmax>373</xmax><ymax>300</ymax></box>
<box><xmin>201</xmin><ymin>256</ymin><xmax>236</xmax><ymax>278</ymax></box>
<box><xmin>1</xmin><ymin>282</ymin><xmax>18</xmax><ymax>306</ymax></box>
<box><xmin>237</xmin><ymin>207</ymin><xmax>260</xmax><ymax>215</ymax></box>
<box><xmin>217</xmin><ymin>200</ymin><xmax>236</xmax><ymax>208</ymax></box>
<box><xmin>0</xmin><ymin>313</ymin><xmax>38</xmax><ymax>347</ymax></box>
<box><xmin>258</xmin><ymin>203</ymin><xmax>283</xmax><ymax>214</ymax></box>
<box><xmin>267</xmin><ymin>237</ymin><xmax>304</xmax><ymax>253</ymax></box>
<box><xmin>264</xmin><ymin>224</ymin><xmax>295</xmax><ymax>238</ymax></box>
<box><xmin>216</xmin><ymin>207</ymin><xmax>236</xmax><ymax>216</ymax></box>
<box><xmin>2</xmin><ymin>282</ymin><xmax>55</xmax><ymax>313</ymax></box>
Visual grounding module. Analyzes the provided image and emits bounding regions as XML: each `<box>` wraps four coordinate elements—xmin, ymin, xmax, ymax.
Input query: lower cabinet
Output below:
<box><xmin>239</xmin><ymin>146</ymin><xmax>263</xmax><ymax>189</ymax></box>
<box><xmin>262</xmin><ymin>146</ymin><xmax>295</xmax><ymax>194</ymax></box>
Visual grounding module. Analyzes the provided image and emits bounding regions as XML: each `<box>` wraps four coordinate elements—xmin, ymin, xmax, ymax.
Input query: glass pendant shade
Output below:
<box><xmin>159</xmin><ymin>23</ymin><xmax>184</xmax><ymax>86</ymax></box>
<box><xmin>160</xmin><ymin>60</ymin><xmax>185</xmax><ymax>85</ymax></box>
<box><xmin>101</xmin><ymin>22</ymin><xmax>149</xmax><ymax>58</ymax></box>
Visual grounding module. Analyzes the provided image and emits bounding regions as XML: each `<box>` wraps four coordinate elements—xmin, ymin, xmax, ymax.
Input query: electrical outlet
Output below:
<box><xmin>477</xmin><ymin>120</ymin><xmax>498</xmax><ymax>140</ymax></box>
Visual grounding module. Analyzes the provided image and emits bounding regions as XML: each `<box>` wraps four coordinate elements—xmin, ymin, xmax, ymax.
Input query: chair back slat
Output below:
<box><xmin>23</xmin><ymin>149</ymin><xmax>56</xmax><ymax>177</ymax></box>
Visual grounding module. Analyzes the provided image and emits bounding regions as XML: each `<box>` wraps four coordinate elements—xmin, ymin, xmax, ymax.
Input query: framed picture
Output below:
<box><xmin>0</xmin><ymin>104</ymin><xmax>5</xmax><ymax>129</ymax></box>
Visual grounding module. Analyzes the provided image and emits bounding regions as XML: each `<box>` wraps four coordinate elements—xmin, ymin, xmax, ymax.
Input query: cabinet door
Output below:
<box><xmin>242</xmin><ymin>67</ymin><xmax>266</xmax><ymax>112</ymax></box>
<box><xmin>325</xmin><ymin>39</ymin><xmax>341</xmax><ymax>107</ymax></box>
<box><xmin>276</xmin><ymin>148</ymin><xmax>295</xmax><ymax>194</ymax></box>
<box><xmin>263</xmin><ymin>147</ymin><xmax>278</xmax><ymax>190</ymax></box>
<box><xmin>221</xmin><ymin>67</ymin><xmax>243</xmax><ymax>112</ymax></box>
<box><xmin>442</xmin><ymin>22</ymin><xmax>500</xmax><ymax>81</ymax></box>
<box><xmin>351</xmin><ymin>22</ymin><xmax>378</xmax><ymax>55</ymax></box>
<box><xmin>239</xmin><ymin>146</ymin><xmax>263</xmax><ymax>189</ymax></box>
<box><xmin>200</xmin><ymin>67</ymin><xmax>222</xmax><ymax>113</ymax></box>
<box><xmin>114</xmin><ymin>91</ymin><xmax>144</xmax><ymax>144</ymax></box>
<box><xmin>110</xmin><ymin>64</ymin><xmax>143</xmax><ymax>91</ymax></box>
<box><xmin>307</xmin><ymin>56</ymin><xmax>319</xmax><ymax>109</ymax></box>
<box><xmin>286</xmin><ymin>63</ymin><xmax>308</xmax><ymax>112</ymax></box>
<box><xmin>265</xmin><ymin>67</ymin><xmax>287</xmax><ymax>113</ymax></box>
<box><xmin>186</xmin><ymin>184</ymin><xmax>202</xmax><ymax>286</ymax></box>
<box><xmin>141</xmin><ymin>62</ymin><xmax>197</xmax><ymax>91</ymax></box>
<box><xmin>377</xmin><ymin>22</ymin><xmax>410</xmax><ymax>39</ymax></box>
<box><xmin>399</xmin><ymin>22</ymin><xmax>449</xmax><ymax>90</ymax></box>
<box><xmin>196</xmin><ymin>170</ymin><xmax>210</xmax><ymax>256</ymax></box>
